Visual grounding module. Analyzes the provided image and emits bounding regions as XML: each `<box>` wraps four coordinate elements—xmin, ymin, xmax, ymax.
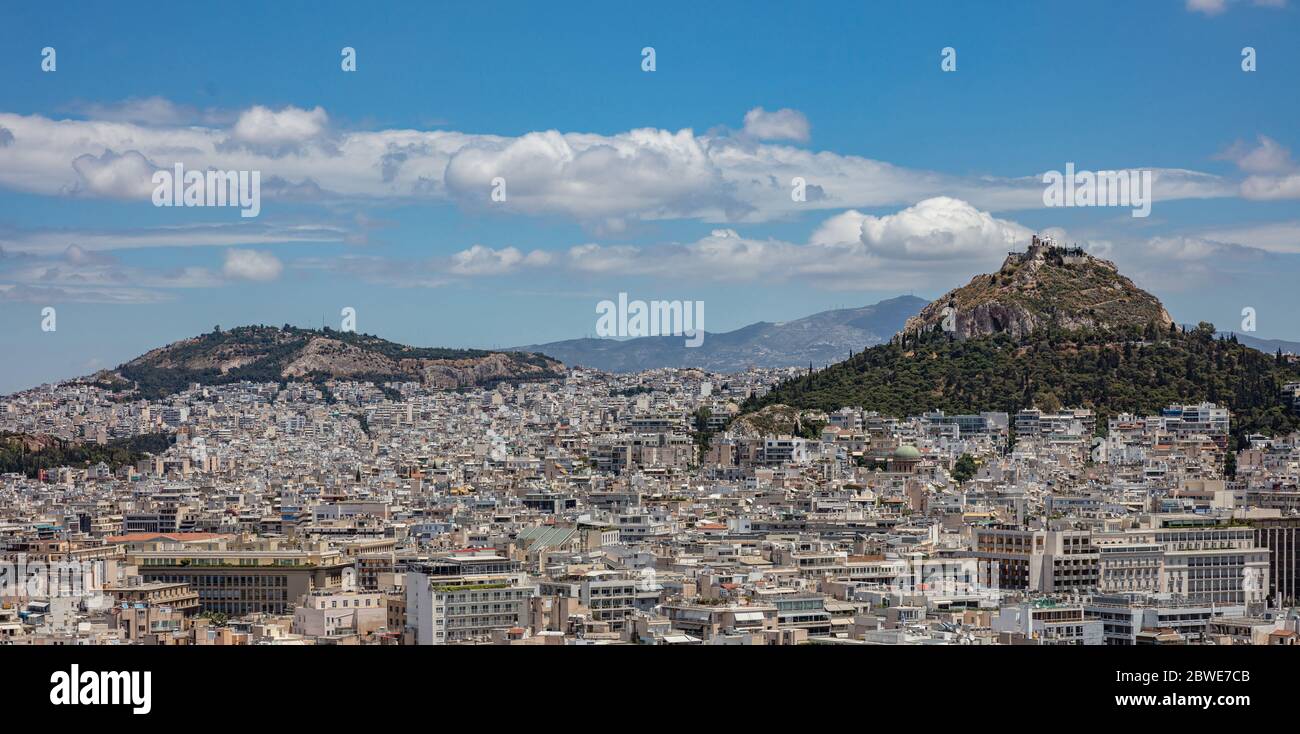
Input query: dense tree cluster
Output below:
<box><xmin>743</xmin><ymin>323</ymin><xmax>1300</xmax><ymax>450</ymax></box>
<box><xmin>0</xmin><ymin>432</ymin><xmax>171</xmax><ymax>478</ymax></box>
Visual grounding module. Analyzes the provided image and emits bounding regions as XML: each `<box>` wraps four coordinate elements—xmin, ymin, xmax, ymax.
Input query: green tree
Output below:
<box><xmin>952</xmin><ymin>454</ymin><xmax>977</xmax><ymax>484</ymax></box>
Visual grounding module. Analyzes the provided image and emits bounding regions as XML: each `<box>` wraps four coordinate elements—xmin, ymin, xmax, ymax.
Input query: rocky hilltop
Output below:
<box><xmin>88</xmin><ymin>325</ymin><xmax>564</xmax><ymax>399</ymax></box>
<box><xmin>902</xmin><ymin>235</ymin><xmax>1173</xmax><ymax>340</ymax></box>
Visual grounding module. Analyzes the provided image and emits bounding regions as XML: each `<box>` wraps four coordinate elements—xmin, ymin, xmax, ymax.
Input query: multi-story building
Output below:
<box><xmin>406</xmin><ymin>550</ymin><xmax>534</xmax><ymax>645</ymax></box>
<box><xmin>1250</xmin><ymin>516</ymin><xmax>1300</xmax><ymax>607</ymax></box>
<box><xmin>292</xmin><ymin>580</ymin><xmax>386</xmax><ymax>638</ymax></box>
<box><xmin>974</xmin><ymin>528</ymin><xmax>1098</xmax><ymax>592</ymax></box>
<box><xmin>993</xmin><ymin>601</ymin><xmax>1103</xmax><ymax>645</ymax></box>
<box><xmin>134</xmin><ymin>547</ymin><xmax>351</xmax><ymax>616</ymax></box>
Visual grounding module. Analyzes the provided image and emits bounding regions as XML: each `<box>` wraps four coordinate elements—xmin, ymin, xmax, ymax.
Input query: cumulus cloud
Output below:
<box><xmin>442</xmin><ymin>127</ymin><xmax>741</xmax><ymax>222</ymax></box>
<box><xmin>0</xmin><ymin>104</ymin><xmax>1239</xmax><ymax>225</ymax></box>
<box><xmin>70</xmin><ymin>149</ymin><xmax>158</xmax><ymax>198</ymax></box>
<box><xmin>225</xmin><ymin>105</ymin><xmax>330</xmax><ymax>155</ymax></box>
<box><xmin>808</xmin><ymin>209</ymin><xmax>870</xmax><ymax>247</ymax></box>
<box><xmin>857</xmin><ymin>196</ymin><xmax>1031</xmax><ymax>261</ymax></box>
<box><xmin>448</xmin><ymin>244</ymin><xmax>552</xmax><ymax>275</ymax></box>
<box><xmin>222</xmin><ymin>248</ymin><xmax>283</xmax><ymax>281</ymax></box>
<box><xmin>563</xmin><ymin>198</ymin><xmax>1031</xmax><ymax>289</ymax></box>
<box><xmin>741</xmin><ymin>107</ymin><xmax>811</xmax><ymax>143</ymax></box>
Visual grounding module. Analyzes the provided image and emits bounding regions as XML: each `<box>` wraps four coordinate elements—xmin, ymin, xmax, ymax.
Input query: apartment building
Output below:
<box><xmin>660</xmin><ymin>602</ymin><xmax>779</xmax><ymax>642</ymax></box>
<box><xmin>1123</xmin><ymin>519</ymin><xmax>1271</xmax><ymax>609</ymax></box>
<box><xmin>974</xmin><ymin>528</ymin><xmax>1098</xmax><ymax>592</ymax></box>
<box><xmin>292</xmin><ymin>578</ymin><xmax>385</xmax><ymax>638</ymax></box>
<box><xmin>993</xmin><ymin>601</ymin><xmax>1103</xmax><ymax>645</ymax></box>
<box><xmin>1084</xmin><ymin>593</ymin><xmax>1246</xmax><ymax>645</ymax></box>
<box><xmin>536</xmin><ymin>572</ymin><xmax>659</xmax><ymax>632</ymax></box>
<box><xmin>406</xmin><ymin>550</ymin><xmax>535</xmax><ymax>645</ymax></box>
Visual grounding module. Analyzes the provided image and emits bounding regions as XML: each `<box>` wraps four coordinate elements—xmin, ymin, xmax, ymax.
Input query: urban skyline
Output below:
<box><xmin>2</xmin><ymin>0</ymin><xmax>1300</xmax><ymax>676</ymax></box>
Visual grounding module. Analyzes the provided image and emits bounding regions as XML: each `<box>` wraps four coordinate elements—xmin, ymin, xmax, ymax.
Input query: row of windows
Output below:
<box><xmin>148</xmin><ymin>573</ymin><xmax>290</xmax><ymax>587</ymax></box>
<box><xmin>319</xmin><ymin>597</ymin><xmax>376</xmax><ymax>609</ymax></box>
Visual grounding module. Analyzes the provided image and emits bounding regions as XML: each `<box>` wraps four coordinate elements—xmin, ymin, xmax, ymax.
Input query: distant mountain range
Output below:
<box><xmin>517</xmin><ymin>295</ymin><xmax>927</xmax><ymax>373</ymax></box>
<box><xmin>1212</xmin><ymin>331</ymin><xmax>1300</xmax><ymax>356</ymax></box>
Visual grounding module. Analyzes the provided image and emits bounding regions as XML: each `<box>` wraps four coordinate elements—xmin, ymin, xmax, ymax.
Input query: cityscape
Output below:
<box><xmin>2</xmin><ymin>9</ymin><xmax>1300</xmax><ymax>719</ymax></box>
<box><xmin>3</xmin><ymin>235</ymin><xmax>1299</xmax><ymax>648</ymax></box>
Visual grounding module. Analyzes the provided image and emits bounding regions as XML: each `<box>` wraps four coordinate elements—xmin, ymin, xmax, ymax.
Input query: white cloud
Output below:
<box><xmin>1199</xmin><ymin>220</ymin><xmax>1300</xmax><ymax>253</ymax></box>
<box><xmin>226</xmin><ymin>105</ymin><xmax>330</xmax><ymax>154</ymax></box>
<box><xmin>0</xmin><ymin>244</ymin><xmax>225</xmax><ymax>303</ymax></box>
<box><xmin>1241</xmin><ymin>174</ymin><xmax>1300</xmax><ymax>200</ymax></box>
<box><xmin>1218</xmin><ymin>135</ymin><xmax>1295</xmax><ymax>174</ymax></box>
<box><xmin>222</xmin><ymin>248</ymin><xmax>283</xmax><ymax>281</ymax></box>
<box><xmin>808</xmin><ymin>209</ymin><xmax>868</xmax><ymax>246</ymax></box>
<box><xmin>741</xmin><ymin>107</ymin><xmax>811</xmax><ymax>143</ymax></box>
<box><xmin>1218</xmin><ymin>138</ymin><xmax>1300</xmax><ymax>200</ymax></box>
<box><xmin>563</xmin><ymin>198</ymin><xmax>1029</xmax><ymax>289</ymax></box>
<box><xmin>448</xmin><ymin>244</ymin><xmax>552</xmax><ymax>275</ymax></box>
<box><xmin>70</xmin><ymin>149</ymin><xmax>158</xmax><ymax>198</ymax></box>
<box><xmin>0</xmin><ymin>105</ymin><xmax>1239</xmax><ymax>225</ymax></box>
<box><xmin>857</xmin><ymin>196</ymin><xmax>1030</xmax><ymax>261</ymax></box>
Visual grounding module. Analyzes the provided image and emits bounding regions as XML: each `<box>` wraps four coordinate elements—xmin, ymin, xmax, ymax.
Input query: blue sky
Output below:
<box><xmin>2</xmin><ymin>0</ymin><xmax>1299</xmax><ymax>393</ymax></box>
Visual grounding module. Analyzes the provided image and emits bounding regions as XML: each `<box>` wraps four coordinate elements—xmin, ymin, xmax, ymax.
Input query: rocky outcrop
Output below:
<box><xmin>902</xmin><ymin>235</ymin><xmax>1173</xmax><ymax>340</ymax></box>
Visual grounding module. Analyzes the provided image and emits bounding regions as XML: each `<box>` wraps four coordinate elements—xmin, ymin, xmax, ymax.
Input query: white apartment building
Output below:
<box><xmin>406</xmin><ymin>551</ymin><xmax>535</xmax><ymax>645</ymax></box>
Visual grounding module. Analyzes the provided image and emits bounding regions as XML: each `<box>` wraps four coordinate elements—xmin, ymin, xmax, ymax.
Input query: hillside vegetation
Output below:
<box><xmin>744</xmin><ymin>322</ymin><xmax>1300</xmax><ymax>446</ymax></box>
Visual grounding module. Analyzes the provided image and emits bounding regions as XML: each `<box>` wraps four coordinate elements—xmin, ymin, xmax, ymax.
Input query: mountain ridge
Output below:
<box><xmin>519</xmin><ymin>295</ymin><xmax>927</xmax><ymax>372</ymax></box>
<box><xmin>84</xmin><ymin>325</ymin><xmax>564</xmax><ymax>399</ymax></box>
